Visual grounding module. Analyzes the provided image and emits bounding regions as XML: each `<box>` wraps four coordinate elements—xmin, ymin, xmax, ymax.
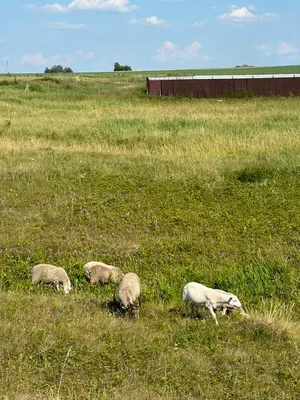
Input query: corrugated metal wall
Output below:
<box><xmin>147</xmin><ymin>77</ymin><xmax>300</xmax><ymax>97</ymax></box>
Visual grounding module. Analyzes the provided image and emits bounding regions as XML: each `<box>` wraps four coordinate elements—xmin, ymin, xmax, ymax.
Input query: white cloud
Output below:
<box><xmin>218</xmin><ymin>6</ymin><xmax>279</xmax><ymax>24</ymax></box>
<box><xmin>154</xmin><ymin>40</ymin><xmax>202</xmax><ymax>61</ymax></box>
<box><xmin>46</xmin><ymin>21</ymin><xmax>86</xmax><ymax>29</ymax></box>
<box><xmin>164</xmin><ymin>41</ymin><xmax>176</xmax><ymax>50</ymax></box>
<box><xmin>42</xmin><ymin>3</ymin><xmax>68</xmax><ymax>12</ymax></box>
<box><xmin>275</xmin><ymin>42</ymin><xmax>297</xmax><ymax>55</ymax></box>
<box><xmin>203</xmin><ymin>55</ymin><xmax>211</xmax><ymax>61</ymax></box>
<box><xmin>21</xmin><ymin>49</ymin><xmax>95</xmax><ymax>66</ymax></box>
<box><xmin>128</xmin><ymin>16</ymin><xmax>167</xmax><ymax>26</ymax></box>
<box><xmin>218</xmin><ymin>7</ymin><xmax>256</xmax><ymax>22</ymax></box>
<box><xmin>21</xmin><ymin>53</ymin><xmax>62</xmax><ymax>66</ymax></box>
<box><xmin>41</xmin><ymin>0</ymin><xmax>138</xmax><ymax>13</ymax></box>
<box><xmin>145</xmin><ymin>16</ymin><xmax>166</xmax><ymax>25</ymax></box>
<box><xmin>256</xmin><ymin>42</ymin><xmax>298</xmax><ymax>58</ymax></box>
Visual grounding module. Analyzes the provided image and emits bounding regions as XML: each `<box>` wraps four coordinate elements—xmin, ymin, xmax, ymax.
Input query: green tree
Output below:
<box><xmin>114</xmin><ymin>62</ymin><xmax>132</xmax><ymax>71</ymax></box>
<box><xmin>50</xmin><ymin>65</ymin><xmax>64</xmax><ymax>73</ymax></box>
<box><xmin>44</xmin><ymin>65</ymin><xmax>73</xmax><ymax>73</ymax></box>
<box><xmin>63</xmin><ymin>67</ymin><xmax>73</xmax><ymax>73</ymax></box>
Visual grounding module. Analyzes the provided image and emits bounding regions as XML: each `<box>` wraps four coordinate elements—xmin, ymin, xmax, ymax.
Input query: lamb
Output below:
<box><xmin>31</xmin><ymin>264</ymin><xmax>72</xmax><ymax>294</ymax></box>
<box><xmin>182</xmin><ymin>282</ymin><xmax>245</xmax><ymax>325</ymax></box>
<box><xmin>84</xmin><ymin>261</ymin><xmax>124</xmax><ymax>285</ymax></box>
<box><xmin>118</xmin><ymin>272</ymin><xmax>141</xmax><ymax>318</ymax></box>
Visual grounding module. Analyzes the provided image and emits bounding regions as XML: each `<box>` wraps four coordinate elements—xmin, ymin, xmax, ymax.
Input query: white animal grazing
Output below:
<box><xmin>182</xmin><ymin>282</ymin><xmax>245</xmax><ymax>325</ymax></box>
<box><xmin>83</xmin><ymin>261</ymin><xmax>123</xmax><ymax>285</ymax></box>
<box><xmin>83</xmin><ymin>261</ymin><xmax>113</xmax><ymax>278</ymax></box>
<box><xmin>89</xmin><ymin>265</ymin><xmax>123</xmax><ymax>285</ymax></box>
<box><xmin>118</xmin><ymin>272</ymin><xmax>141</xmax><ymax>318</ymax></box>
<box><xmin>31</xmin><ymin>264</ymin><xmax>72</xmax><ymax>294</ymax></box>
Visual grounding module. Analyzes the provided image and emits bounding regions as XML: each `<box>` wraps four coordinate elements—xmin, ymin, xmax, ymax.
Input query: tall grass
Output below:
<box><xmin>1</xmin><ymin>73</ymin><xmax>300</xmax><ymax>398</ymax></box>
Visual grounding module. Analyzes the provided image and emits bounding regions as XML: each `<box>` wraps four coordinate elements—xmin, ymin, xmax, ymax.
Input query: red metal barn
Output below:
<box><xmin>147</xmin><ymin>74</ymin><xmax>300</xmax><ymax>97</ymax></box>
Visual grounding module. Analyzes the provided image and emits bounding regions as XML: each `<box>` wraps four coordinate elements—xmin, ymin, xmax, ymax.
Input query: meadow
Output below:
<box><xmin>0</xmin><ymin>66</ymin><xmax>300</xmax><ymax>399</ymax></box>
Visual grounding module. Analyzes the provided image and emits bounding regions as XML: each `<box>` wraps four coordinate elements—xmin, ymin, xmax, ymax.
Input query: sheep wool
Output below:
<box><xmin>31</xmin><ymin>264</ymin><xmax>72</xmax><ymax>294</ymax></box>
<box><xmin>83</xmin><ymin>261</ymin><xmax>112</xmax><ymax>278</ymax></box>
<box><xmin>84</xmin><ymin>261</ymin><xmax>123</xmax><ymax>285</ymax></box>
<box><xmin>118</xmin><ymin>272</ymin><xmax>141</xmax><ymax>318</ymax></box>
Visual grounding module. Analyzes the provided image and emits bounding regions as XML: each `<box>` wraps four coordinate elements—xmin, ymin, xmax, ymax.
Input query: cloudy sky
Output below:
<box><xmin>0</xmin><ymin>1</ymin><xmax>299</xmax><ymax>73</ymax></box>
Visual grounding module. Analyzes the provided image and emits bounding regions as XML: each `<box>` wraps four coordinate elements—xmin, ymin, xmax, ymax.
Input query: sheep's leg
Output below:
<box><xmin>207</xmin><ymin>304</ymin><xmax>218</xmax><ymax>325</ymax></box>
<box><xmin>191</xmin><ymin>303</ymin><xmax>197</xmax><ymax>318</ymax></box>
<box><xmin>222</xmin><ymin>306</ymin><xmax>227</xmax><ymax>316</ymax></box>
<box><xmin>56</xmin><ymin>284</ymin><xmax>60</xmax><ymax>291</ymax></box>
<box><xmin>184</xmin><ymin>300</ymin><xmax>189</xmax><ymax>317</ymax></box>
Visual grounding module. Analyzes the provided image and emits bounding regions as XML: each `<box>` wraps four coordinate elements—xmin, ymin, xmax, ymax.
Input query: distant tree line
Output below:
<box><xmin>114</xmin><ymin>62</ymin><xmax>132</xmax><ymax>71</ymax></box>
<box><xmin>235</xmin><ymin>64</ymin><xmax>254</xmax><ymax>68</ymax></box>
<box><xmin>44</xmin><ymin>65</ymin><xmax>73</xmax><ymax>74</ymax></box>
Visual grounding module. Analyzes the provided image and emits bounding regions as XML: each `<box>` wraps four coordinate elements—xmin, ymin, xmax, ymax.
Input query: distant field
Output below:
<box><xmin>1</xmin><ymin>72</ymin><xmax>300</xmax><ymax>399</ymax></box>
<box><xmin>81</xmin><ymin>64</ymin><xmax>300</xmax><ymax>77</ymax></box>
<box><xmin>3</xmin><ymin>64</ymin><xmax>300</xmax><ymax>78</ymax></box>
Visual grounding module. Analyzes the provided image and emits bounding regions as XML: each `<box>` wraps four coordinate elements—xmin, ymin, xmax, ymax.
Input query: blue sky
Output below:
<box><xmin>0</xmin><ymin>1</ymin><xmax>299</xmax><ymax>73</ymax></box>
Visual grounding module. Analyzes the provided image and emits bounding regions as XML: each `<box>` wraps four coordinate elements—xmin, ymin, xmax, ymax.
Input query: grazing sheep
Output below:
<box><xmin>83</xmin><ymin>261</ymin><xmax>121</xmax><ymax>279</ymax></box>
<box><xmin>182</xmin><ymin>282</ymin><xmax>245</xmax><ymax>325</ymax></box>
<box><xmin>85</xmin><ymin>262</ymin><xmax>124</xmax><ymax>285</ymax></box>
<box><xmin>118</xmin><ymin>273</ymin><xmax>141</xmax><ymax>318</ymax></box>
<box><xmin>31</xmin><ymin>264</ymin><xmax>72</xmax><ymax>294</ymax></box>
<box><xmin>83</xmin><ymin>261</ymin><xmax>111</xmax><ymax>278</ymax></box>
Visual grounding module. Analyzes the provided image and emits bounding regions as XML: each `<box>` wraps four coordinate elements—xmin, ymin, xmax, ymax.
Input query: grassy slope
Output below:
<box><xmin>98</xmin><ymin>64</ymin><xmax>300</xmax><ymax>77</ymax></box>
<box><xmin>0</xmin><ymin>72</ymin><xmax>300</xmax><ymax>399</ymax></box>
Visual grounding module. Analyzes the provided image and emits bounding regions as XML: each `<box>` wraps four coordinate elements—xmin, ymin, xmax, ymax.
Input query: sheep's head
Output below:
<box><xmin>64</xmin><ymin>284</ymin><xmax>72</xmax><ymax>294</ymax></box>
<box><xmin>128</xmin><ymin>304</ymin><xmax>139</xmax><ymax>319</ymax></box>
<box><xmin>228</xmin><ymin>295</ymin><xmax>242</xmax><ymax>309</ymax></box>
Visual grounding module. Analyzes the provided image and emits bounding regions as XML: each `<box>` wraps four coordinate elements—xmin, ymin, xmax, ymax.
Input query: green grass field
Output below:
<box><xmin>93</xmin><ymin>64</ymin><xmax>300</xmax><ymax>77</ymax></box>
<box><xmin>1</xmin><ymin>68</ymin><xmax>300</xmax><ymax>399</ymax></box>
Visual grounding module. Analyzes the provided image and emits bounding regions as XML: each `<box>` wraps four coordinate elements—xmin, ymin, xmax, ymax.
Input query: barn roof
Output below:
<box><xmin>148</xmin><ymin>74</ymin><xmax>300</xmax><ymax>81</ymax></box>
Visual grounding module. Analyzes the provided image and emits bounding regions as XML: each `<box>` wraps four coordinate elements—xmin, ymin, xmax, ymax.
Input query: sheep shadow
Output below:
<box><xmin>107</xmin><ymin>298</ymin><xmax>125</xmax><ymax>317</ymax></box>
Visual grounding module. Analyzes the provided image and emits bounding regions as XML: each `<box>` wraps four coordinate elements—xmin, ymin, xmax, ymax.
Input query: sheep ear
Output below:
<box><xmin>228</xmin><ymin>296</ymin><xmax>233</xmax><ymax>303</ymax></box>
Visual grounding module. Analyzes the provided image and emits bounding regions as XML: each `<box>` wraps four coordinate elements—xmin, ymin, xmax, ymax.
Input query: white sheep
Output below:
<box><xmin>118</xmin><ymin>272</ymin><xmax>141</xmax><ymax>318</ymax></box>
<box><xmin>31</xmin><ymin>264</ymin><xmax>72</xmax><ymax>294</ymax></box>
<box><xmin>83</xmin><ymin>261</ymin><xmax>124</xmax><ymax>285</ymax></box>
<box><xmin>182</xmin><ymin>282</ymin><xmax>245</xmax><ymax>325</ymax></box>
<box><xmin>83</xmin><ymin>260</ymin><xmax>118</xmax><ymax>277</ymax></box>
<box><xmin>83</xmin><ymin>261</ymin><xmax>112</xmax><ymax>278</ymax></box>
